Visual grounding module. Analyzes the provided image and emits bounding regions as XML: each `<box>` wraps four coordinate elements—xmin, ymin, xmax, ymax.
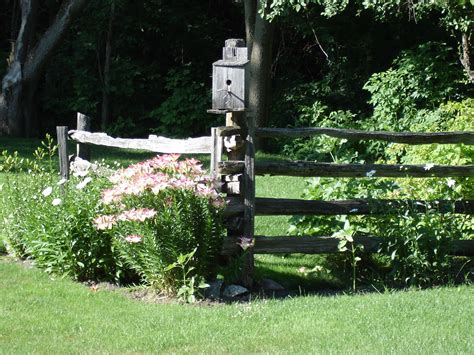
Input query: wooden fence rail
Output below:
<box><xmin>256</xmin><ymin>127</ymin><xmax>474</xmax><ymax>145</ymax></box>
<box><xmin>221</xmin><ymin>236</ymin><xmax>474</xmax><ymax>256</ymax></box>
<box><xmin>218</xmin><ymin>160</ymin><xmax>474</xmax><ymax>178</ymax></box>
<box><xmin>69</xmin><ymin>130</ymin><xmax>212</xmax><ymax>154</ymax></box>
<box><xmin>222</xmin><ymin>198</ymin><xmax>474</xmax><ymax>216</ymax></box>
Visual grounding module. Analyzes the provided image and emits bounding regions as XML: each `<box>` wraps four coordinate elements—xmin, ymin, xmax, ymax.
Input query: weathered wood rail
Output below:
<box><xmin>221</xmin><ymin>198</ymin><xmax>474</xmax><ymax>216</ymax></box>
<box><xmin>221</xmin><ymin>236</ymin><xmax>474</xmax><ymax>256</ymax></box>
<box><xmin>256</xmin><ymin>127</ymin><xmax>474</xmax><ymax>145</ymax></box>
<box><xmin>219</xmin><ymin>160</ymin><xmax>474</xmax><ymax>178</ymax></box>
<box><xmin>69</xmin><ymin>130</ymin><xmax>212</xmax><ymax>154</ymax></box>
<box><xmin>57</xmin><ymin>113</ymin><xmax>213</xmax><ymax>179</ymax></box>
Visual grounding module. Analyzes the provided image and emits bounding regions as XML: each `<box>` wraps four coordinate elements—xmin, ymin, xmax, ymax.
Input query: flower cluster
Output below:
<box><xmin>93</xmin><ymin>154</ymin><xmax>225</xmax><ymax>243</ymax></box>
<box><xmin>101</xmin><ymin>154</ymin><xmax>223</xmax><ymax>208</ymax></box>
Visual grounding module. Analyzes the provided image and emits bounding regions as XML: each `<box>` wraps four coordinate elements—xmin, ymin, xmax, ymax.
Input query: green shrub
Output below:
<box><xmin>290</xmin><ymin>99</ymin><xmax>474</xmax><ymax>287</ymax></box>
<box><xmin>363</xmin><ymin>42</ymin><xmax>467</xmax><ymax>131</ymax></box>
<box><xmin>95</xmin><ymin>154</ymin><xmax>225</xmax><ymax>296</ymax></box>
<box><xmin>0</xmin><ymin>137</ymin><xmax>123</xmax><ymax>281</ymax></box>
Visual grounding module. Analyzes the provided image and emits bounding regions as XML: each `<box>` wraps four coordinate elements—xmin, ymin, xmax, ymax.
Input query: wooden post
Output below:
<box><xmin>210</xmin><ymin>127</ymin><xmax>223</xmax><ymax>179</ymax></box>
<box><xmin>76</xmin><ymin>112</ymin><xmax>91</xmax><ymax>161</ymax></box>
<box><xmin>56</xmin><ymin>126</ymin><xmax>69</xmax><ymax>180</ymax></box>
<box><xmin>242</xmin><ymin>112</ymin><xmax>255</xmax><ymax>288</ymax></box>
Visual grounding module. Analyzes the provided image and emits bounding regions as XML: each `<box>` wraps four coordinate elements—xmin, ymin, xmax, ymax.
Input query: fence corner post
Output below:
<box><xmin>242</xmin><ymin>111</ymin><xmax>255</xmax><ymax>289</ymax></box>
<box><xmin>76</xmin><ymin>112</ymin><xmax>91</xmax><ymax>161</ymax></box>
<box><xmin>56</xmin><ymin>126</ymin><xmax>69</xmax><ymax>180</ymax></box>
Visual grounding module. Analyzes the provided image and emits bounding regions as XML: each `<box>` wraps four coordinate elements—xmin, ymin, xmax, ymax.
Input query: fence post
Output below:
<box><xmin>76</xmin><ymin>112</ymin><xmax>91</xmax><ymax>161</ymax></box>
<box><xmin>56</xmin><ymin>126</ymin><xmax>69</xmax><ymax>180</ymax></box>
<box><xmin>210</xmin><ymin>127</ymin><xmax>223</xmax><ymax>178</ymax></box>
<box><xmin>241</xmin><ymin>112</ymin><xmax>255</xmax><ymax>288</ymax></box>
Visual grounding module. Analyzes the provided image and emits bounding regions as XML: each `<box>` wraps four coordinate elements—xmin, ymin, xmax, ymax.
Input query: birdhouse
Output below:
<box><xmin>212</xmin><ymin>39</ymin><xmax>249</xmax><ymax>111</ymax></box>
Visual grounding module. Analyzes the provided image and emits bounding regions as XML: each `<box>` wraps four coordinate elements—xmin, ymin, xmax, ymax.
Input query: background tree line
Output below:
<box><xmin>0</xmin><ymin>0</ymin><xmax>472</xmax><ymax>141</ymax></box>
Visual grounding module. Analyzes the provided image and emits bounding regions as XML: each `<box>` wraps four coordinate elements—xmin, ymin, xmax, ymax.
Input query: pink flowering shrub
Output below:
<box><xmin>95</xmin><ymin>154</ymin><xmax>225</xmax><ymax>294</ymax></box>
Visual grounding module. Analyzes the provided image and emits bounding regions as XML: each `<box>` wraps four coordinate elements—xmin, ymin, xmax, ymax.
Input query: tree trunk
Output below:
<box><xmin>0</xmin><ymin>0</ymin><xmax>89</xmax><ymax>137</ymax></box>
<box><xmin>247</xmin><ymin>0</ymin><xmax>274</xmax><ymax>130</ymax></box>
<box><xmin>243</xmin><ymin>0</ymin><xmax>256</xmax><ymax>58</ymax></box>
<box><xmin>101</xmin><ymin>1</ymin><xmax>116</xmax><ymax>130</ymax></box>
<box><xmin>1</xmin><ymin>0</ymin><xmax>37</xmax><ymax>136</ymax></box>
<box><xmin>461</xmin><ymin>32</ymin><xmax>474</xmax><ymax>83</ymax></box>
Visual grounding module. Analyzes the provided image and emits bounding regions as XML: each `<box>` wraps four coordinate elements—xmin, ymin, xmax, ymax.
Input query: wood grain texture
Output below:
<box><xmin>218</xmin><ymin>160</ymin><xmax>474</xmax><ymax>178</ymax></box>
<box><xmin>76</xmin><ymin>112</ymin><xmax>91</xmax><ymax>161</ymax></box>
<box><xmin>256</xmin><ymin>160</ymin><xmax>474</xmax><ymax>177</ymax></box>
<box><xmin>256</xmin><ymin>127</ymin><xmax>474</xmax><ymax>145</ymax></box>
<box><xmin>69</xmin><ymin>130</ymin><xmax>212</xmax><ymax>154</ymax></box>
<box><xmin>255</xmin><ymin>197</ymin><xmax>473</xmax><ymax>215</ymax></box>
<box><xmin>56</xmin><ymin>126</ymin><xmax>69</xmax><ymax>180</ymax></box>
<box><xmin>221</xmin><ymin>235</ymin><xmax>474</xmax><ymax>256</ymax></box>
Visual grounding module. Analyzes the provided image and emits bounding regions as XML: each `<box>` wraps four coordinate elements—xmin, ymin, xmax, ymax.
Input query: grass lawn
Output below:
<box><xmin>1</xmin><ymin>137</ymin><xmax>473</xmax><ymax>353</ymax></box>
<box><xmin>1</xmin><ymin>258</ymin><xmax>473</xmax><ymax>353</ymax></box>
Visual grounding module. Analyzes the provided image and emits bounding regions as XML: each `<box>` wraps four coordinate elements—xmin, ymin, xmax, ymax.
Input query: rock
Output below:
<box><xmin>205</xmin><ymin>280</ymin><xmax>224</xmax><ymax>299</ymax></box>
<box><xmin>261</xmin><ymin>278</ymin><xmax>285</xmax><ymax>291</ymax></box>
<box><xmin>222</xmin><ymin>284</ymin><xmax>248</xmax><ymax>298</ymax></box>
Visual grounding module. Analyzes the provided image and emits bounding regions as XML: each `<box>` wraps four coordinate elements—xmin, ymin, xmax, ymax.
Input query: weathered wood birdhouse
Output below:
<box><xmin>212</xmin><ymin>39</ymin><xmax>249</xmax><ymax>111</ymax></box>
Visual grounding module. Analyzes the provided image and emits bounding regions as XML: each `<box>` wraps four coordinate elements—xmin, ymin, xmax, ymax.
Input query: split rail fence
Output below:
<box><xmin>212</xmin><ymin>113</ymin><xmax>474</xmax><ymax>285</ymax></box>
<box><xmin>58</xmin><ymin>112</ymin><xmax>474</xmax><ymax>286</ymax></box>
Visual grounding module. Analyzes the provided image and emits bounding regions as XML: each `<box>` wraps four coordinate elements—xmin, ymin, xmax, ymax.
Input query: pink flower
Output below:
<box><xmin>93</xmin><ymin>215</ymin><xmax>117</xmax><ymax>230</ymax></box>
<box><xmin>125</xmin><ymin>234</ymin><xmax>142</xmax><ymax>243</ymax></box>
<box><xmin>117</xmin><ymin>208</ymin><xmax>157</xmax><ymax>222</ymax></box>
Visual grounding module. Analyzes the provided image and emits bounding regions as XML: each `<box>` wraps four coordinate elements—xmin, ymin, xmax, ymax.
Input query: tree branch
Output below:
<box><xmin>23</xmin><ymin>0</ymin><xmax>89</xmax><ymax>82</ymax></box>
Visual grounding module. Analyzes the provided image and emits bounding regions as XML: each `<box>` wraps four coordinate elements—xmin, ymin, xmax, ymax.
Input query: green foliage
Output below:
<box><xmin>333</xmin><ymin>218</ymin><xmax>366</xmax><ymax>291</ymax></box>
<box><xmin>0</xmin><ymin>138</ymin><xmax>122</xmax><ymax>281</ymax></box>
<box><xmin>165</xmin><ymin>248</ymin><xmax>210</xmax><ymax>303</ymax></box>
<box><xmin>363</xmin><ymin>42</ymin><xmax>466</xmax><ymax>131</ymax></box>
<box><xmin>264</xmin><ymin>0</ymin><xmax>350</xmax><ymax>21</ymax></box>
<box><xmin>290</xmin><ymin>97</ymin><xmax>473</xmax><ymax>288</ymax></box>
<box><xmin>96</xmin><ymin>155</ymin><xmax>225</xmax><ymax>295</ymax></box>
<box><xmin>282</xmin><ymin>101</ymin><xmax>359</xmax><ymax>161</ymax></box>
<box><xmin>148</xmin><ymin>66</ymin><xmax>214</xmax><ymax>137</ymax></box>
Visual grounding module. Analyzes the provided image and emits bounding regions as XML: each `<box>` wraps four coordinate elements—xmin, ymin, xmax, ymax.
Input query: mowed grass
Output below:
<box><xmin>1</xmin><ymin>137</ymin><xmax>473</xmax><ymax>353</ymax></box>
<box><xmin>1</xmin><ymin>259</ymin><xmax>473</xmax><ymax>353</ymax></box>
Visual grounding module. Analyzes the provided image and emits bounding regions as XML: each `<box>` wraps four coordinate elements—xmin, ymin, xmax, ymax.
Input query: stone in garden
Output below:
<box><xmin>261</xmin><ymin>278</ymin><xmax>285</xmax><ymax>291</ymax></box>
<box><xmin>222</xmin><ymin>284</ymin><xmax>248</xmax><ymax>298</ymax></box>
<box><xmin>205</xmin><ymin>280</ymin><xmax>224</xmax><ymax>300</ymax></box>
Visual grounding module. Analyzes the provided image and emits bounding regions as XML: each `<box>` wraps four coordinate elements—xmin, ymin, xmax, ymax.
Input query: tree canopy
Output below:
<box><xmin>0</xmin><ymin>0</ymin><xmax>472</xmax><ymax>138</ymax></box>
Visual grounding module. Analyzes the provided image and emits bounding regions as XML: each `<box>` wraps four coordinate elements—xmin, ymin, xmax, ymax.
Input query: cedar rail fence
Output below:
<box><xmin>212</xmin><ymin>113</ymin><xmax>474</xmax><ymax>287</ymax></box>
<box><xmin>58</xmin><ymin>112</ymin><xmax>474</xmax><ymax>287</ymax></box>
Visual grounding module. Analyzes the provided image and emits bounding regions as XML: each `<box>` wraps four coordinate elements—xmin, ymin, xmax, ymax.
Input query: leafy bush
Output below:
<box><xmin>290</xmin><ymin>99</ymin><xmax>474</xmax><ymax>287</ymax></box>
<box><xmin>0</xmin><ymin>137</ymin><xmax>122</xmax><ymax>281</ymax></box>
<box><xmin>148</xmin><ymin>67</ymin><xmax>216</xmax><ymax>138</ymax></box>
<box><xmin>94</xmin><ymin>154</ymin><xmax>225</xmax><ymax>296</ymax></box>
<box><xmin>363</xmin><ymin>42</ymin><xmax>467</xmax><ymax>131</ymax></box>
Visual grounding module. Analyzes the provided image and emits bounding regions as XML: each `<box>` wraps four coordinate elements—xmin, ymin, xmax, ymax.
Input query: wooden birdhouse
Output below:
<box><xmin>212</xmin><ymin>39</ymin><xmax>249</xmax><ymax>111</ymax></box>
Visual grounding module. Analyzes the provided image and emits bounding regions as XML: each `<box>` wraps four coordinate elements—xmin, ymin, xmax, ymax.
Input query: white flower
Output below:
<box><xmin>57</xmin><ymin>178</ymin><xmax>67</xmax><ymax>186</ymax></box>
<box><xmin>366</xmin><ymin>170</ymin><xmax>376</xmax><ymax>177</ymax></box>
<box><xmin>52</xmin><ymin>198</ymin><xmax>62</xmax><ymax>206</ymax></box>
<box><xmin>42</xmin><ymin>186</ymin><xmax>53</xmax><ymax>197</ymax></box>
<box><xmin>447</xmin><ymin>179</ymin><xmax>456</xmax><ymax>188</ymax></box>
<box><xmin>424</xmin><ymin>163</ymin><xmax>434</xmax><ymax>171</ymax></box>
<box><xmin>76</xmin><ymin>177</ymin><xmax>92</xmax><ymax>190</ymax></box>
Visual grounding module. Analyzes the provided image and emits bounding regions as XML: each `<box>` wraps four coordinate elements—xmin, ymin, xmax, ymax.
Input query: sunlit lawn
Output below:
<box><xmin>1</xmin><ymin>259</ymin><xmax>473</xmax><ymax>353</ymax></box>
<box><xmin>1</xmin><ymin>138</ymin><xmax>473</xmax><ymax>353</ymax></box>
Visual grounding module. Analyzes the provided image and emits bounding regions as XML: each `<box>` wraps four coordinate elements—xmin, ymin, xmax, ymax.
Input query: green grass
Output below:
<box><xmin>1</xmin><ymin>258</ymin><xmax>473</xmax><ymax>353</ymax></box>
<box><xmin>1</xmin><ymin>138</ymin><xmax>473</xmax><ymax>353</ymax></box>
